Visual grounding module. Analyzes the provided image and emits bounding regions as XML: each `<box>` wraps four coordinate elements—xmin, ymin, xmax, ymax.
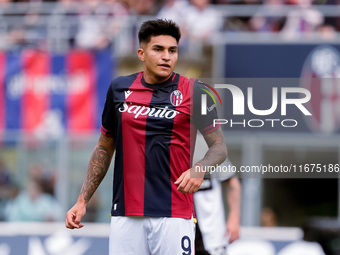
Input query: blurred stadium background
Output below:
<box><xmin>0</xmin><ymin>0</ymin><xmax>340</xmax><ymax>254</ymax></box>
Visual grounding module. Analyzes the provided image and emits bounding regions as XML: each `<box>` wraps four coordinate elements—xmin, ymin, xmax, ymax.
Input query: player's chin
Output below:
<box><xmin>157</xmin><ymin>67</ymin><xmax>173</xmax><ymax>76</ymax></box>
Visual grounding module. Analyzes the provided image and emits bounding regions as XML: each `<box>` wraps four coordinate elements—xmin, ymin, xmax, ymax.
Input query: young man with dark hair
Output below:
<box><xmin>65</xmin><ymin>19</ymin><xmax>227</xmax><ymax>255</ymax></box>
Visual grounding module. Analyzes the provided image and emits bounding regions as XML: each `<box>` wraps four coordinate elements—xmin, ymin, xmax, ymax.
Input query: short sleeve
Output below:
<box><xmin>100</xmin><ymin>83</ymin><xmax>115</xmax><ymax>137</ymax></box>
<box><xmin>192</xmin><ymin>79</ymin><xmax>219</xmax><ymax>135</ymax></box>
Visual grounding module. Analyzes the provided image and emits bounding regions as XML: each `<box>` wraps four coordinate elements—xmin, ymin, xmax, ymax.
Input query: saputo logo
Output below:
<box><xmin>119</xmin><ymin>102</ymin><xmax>179</xmax><ymax>119</ymax></box>
<box><xmin>206</xmin><ymin>84</ymin><xmax>312</xmax><ymax>128</ymax></box>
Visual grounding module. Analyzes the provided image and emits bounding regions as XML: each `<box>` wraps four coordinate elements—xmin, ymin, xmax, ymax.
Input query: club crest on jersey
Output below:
<box><xmin>170</xmin><ymin>90</ymin><xmax>183</xmax><ymax>106</ymax></box>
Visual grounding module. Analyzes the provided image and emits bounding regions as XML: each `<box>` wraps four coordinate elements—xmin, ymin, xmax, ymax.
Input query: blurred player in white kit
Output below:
<box><xmin>194</xmin><ymin>134</ymin><xmax>241</xmax><ymax>255</ymax></box>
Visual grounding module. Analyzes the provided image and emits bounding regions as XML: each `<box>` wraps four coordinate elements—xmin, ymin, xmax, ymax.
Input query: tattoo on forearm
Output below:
<box><xmin>200</xmin><ymin>128</ymin><xmax>227</xmax><ymax>167</ymax></box>
<box><xmin>203</xmin><ymin>144</ymin><xmax>226</xmax><ymax>166</ymax></box>
<box><xmin>99</xmin><ymin>134</ymin><xmax>110</xmax><ymax>143</ymax></box>
<box><xmin>80</xmin><ymin>145</ymin><xmax>112</xmax><ymax>203</ymax></box>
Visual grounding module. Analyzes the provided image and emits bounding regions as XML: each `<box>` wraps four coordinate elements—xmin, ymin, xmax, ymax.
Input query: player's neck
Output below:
<box><xmin>143</xmin><ymin>71</ymin><xmax>172</xmax><ymax>85</ymax></box>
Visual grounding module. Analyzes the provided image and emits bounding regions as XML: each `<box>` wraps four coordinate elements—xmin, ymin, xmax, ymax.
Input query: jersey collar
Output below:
<box><xmin>141</xmin><ymin>72</ymin><xmax>175</xmax><ymax>90</ymax></box>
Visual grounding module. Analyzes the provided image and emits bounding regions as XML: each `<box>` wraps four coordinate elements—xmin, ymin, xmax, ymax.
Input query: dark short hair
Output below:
<box><xmin>138</xmin><ymin>19</ymin><xmax>181</xmax><ymax>45</ymax></box>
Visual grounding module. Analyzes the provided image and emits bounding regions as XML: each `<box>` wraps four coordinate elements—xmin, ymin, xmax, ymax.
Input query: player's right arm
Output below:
<box><xmin>65</xmin><ymin>133</ymin><xmax>115</xmax><ymax>229</ymax></box>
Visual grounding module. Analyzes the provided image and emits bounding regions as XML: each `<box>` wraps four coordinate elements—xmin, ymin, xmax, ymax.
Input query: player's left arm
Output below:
<box><xmin>224</xmin><ymin>176</ymin><xmax>241</xmax><ymax>243</ymax></box>
<box><xmin>197</xmin><ymin>126</ymin><xmax>227</xmax><ymax>169</ymax></box>
<box><xmin>175</xmin><ymin>126</ymin><xmax>227</xmax><ymax>194</ymax></box>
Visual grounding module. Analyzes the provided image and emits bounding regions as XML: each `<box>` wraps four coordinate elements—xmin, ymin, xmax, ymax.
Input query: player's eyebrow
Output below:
<box><xmin>152</xmin><ymin>44</ymin><xmax>164</xmax><ymax>49</ymax></box>
<box><xmin>152</xmin><ymin>44</ymin><xmax>178</xmax><ymax>50</ymax></box>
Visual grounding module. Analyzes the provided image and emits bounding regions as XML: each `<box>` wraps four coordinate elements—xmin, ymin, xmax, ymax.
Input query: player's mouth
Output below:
<box><xmin>159</xmin><ymin>63</ymin><xmax>171</xmax><ymax>69</ymax></box>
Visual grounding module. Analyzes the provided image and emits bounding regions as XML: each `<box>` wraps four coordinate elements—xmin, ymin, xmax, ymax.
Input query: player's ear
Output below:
<box><xmin>137</xmin><ymin>48</ymin><xmax>145</xmax><ymax>62</ymax></box>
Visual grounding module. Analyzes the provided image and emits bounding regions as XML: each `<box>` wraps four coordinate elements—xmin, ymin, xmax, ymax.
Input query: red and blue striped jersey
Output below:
<box><xmin>101</xmin><ymin>72</ymin><xmax>218</xmax><ymax>219</ymax></box>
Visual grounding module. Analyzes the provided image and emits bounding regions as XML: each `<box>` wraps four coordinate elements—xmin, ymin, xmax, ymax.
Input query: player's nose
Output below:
<box><xmin>162</xmin><ymin>50</ymin><xmax>170</xmax><ymax>61</ymax></box>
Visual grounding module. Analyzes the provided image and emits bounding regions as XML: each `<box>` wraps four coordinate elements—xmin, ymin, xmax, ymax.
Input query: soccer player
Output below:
<box><xmin>193</xmin><ymin>135</ymin><xmax>241</xmax><ymax>255</ymax></box>
<box><xmin>194</xmin><ymin>165</ymin><xmax>241</xmax><ymax>255</ymax></box>
<box><xmin>65</xmin><ymin>19</ymin><xmax>228</xmax><ymax>255</ymax></box>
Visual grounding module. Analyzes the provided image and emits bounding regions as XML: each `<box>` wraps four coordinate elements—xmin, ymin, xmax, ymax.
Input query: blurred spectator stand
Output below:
<box><xmin>4</xmin><ymin>164</ymin><xmax>62</xmax><ymax>222</ymax></box>
<box><xmin>0</xmin><ymin>159</ymin><xmax>16</xmax><ymax>221</ymax></box>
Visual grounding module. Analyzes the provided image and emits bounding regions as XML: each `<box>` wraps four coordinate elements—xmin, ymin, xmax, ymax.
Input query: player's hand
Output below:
<box><xmin>65</xmin><ymin>201</ymin><xmax>86</xmax><ymax>229</ymax></box>
<box><xmin>226</xmin><ymin>215</ymin><xmax>240</xmax><ymax>243</ymax></box>
<box><xmin>174</xmin><ymin>167</ymin><xmax>205</xmax><ymax>194</ymax></box>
